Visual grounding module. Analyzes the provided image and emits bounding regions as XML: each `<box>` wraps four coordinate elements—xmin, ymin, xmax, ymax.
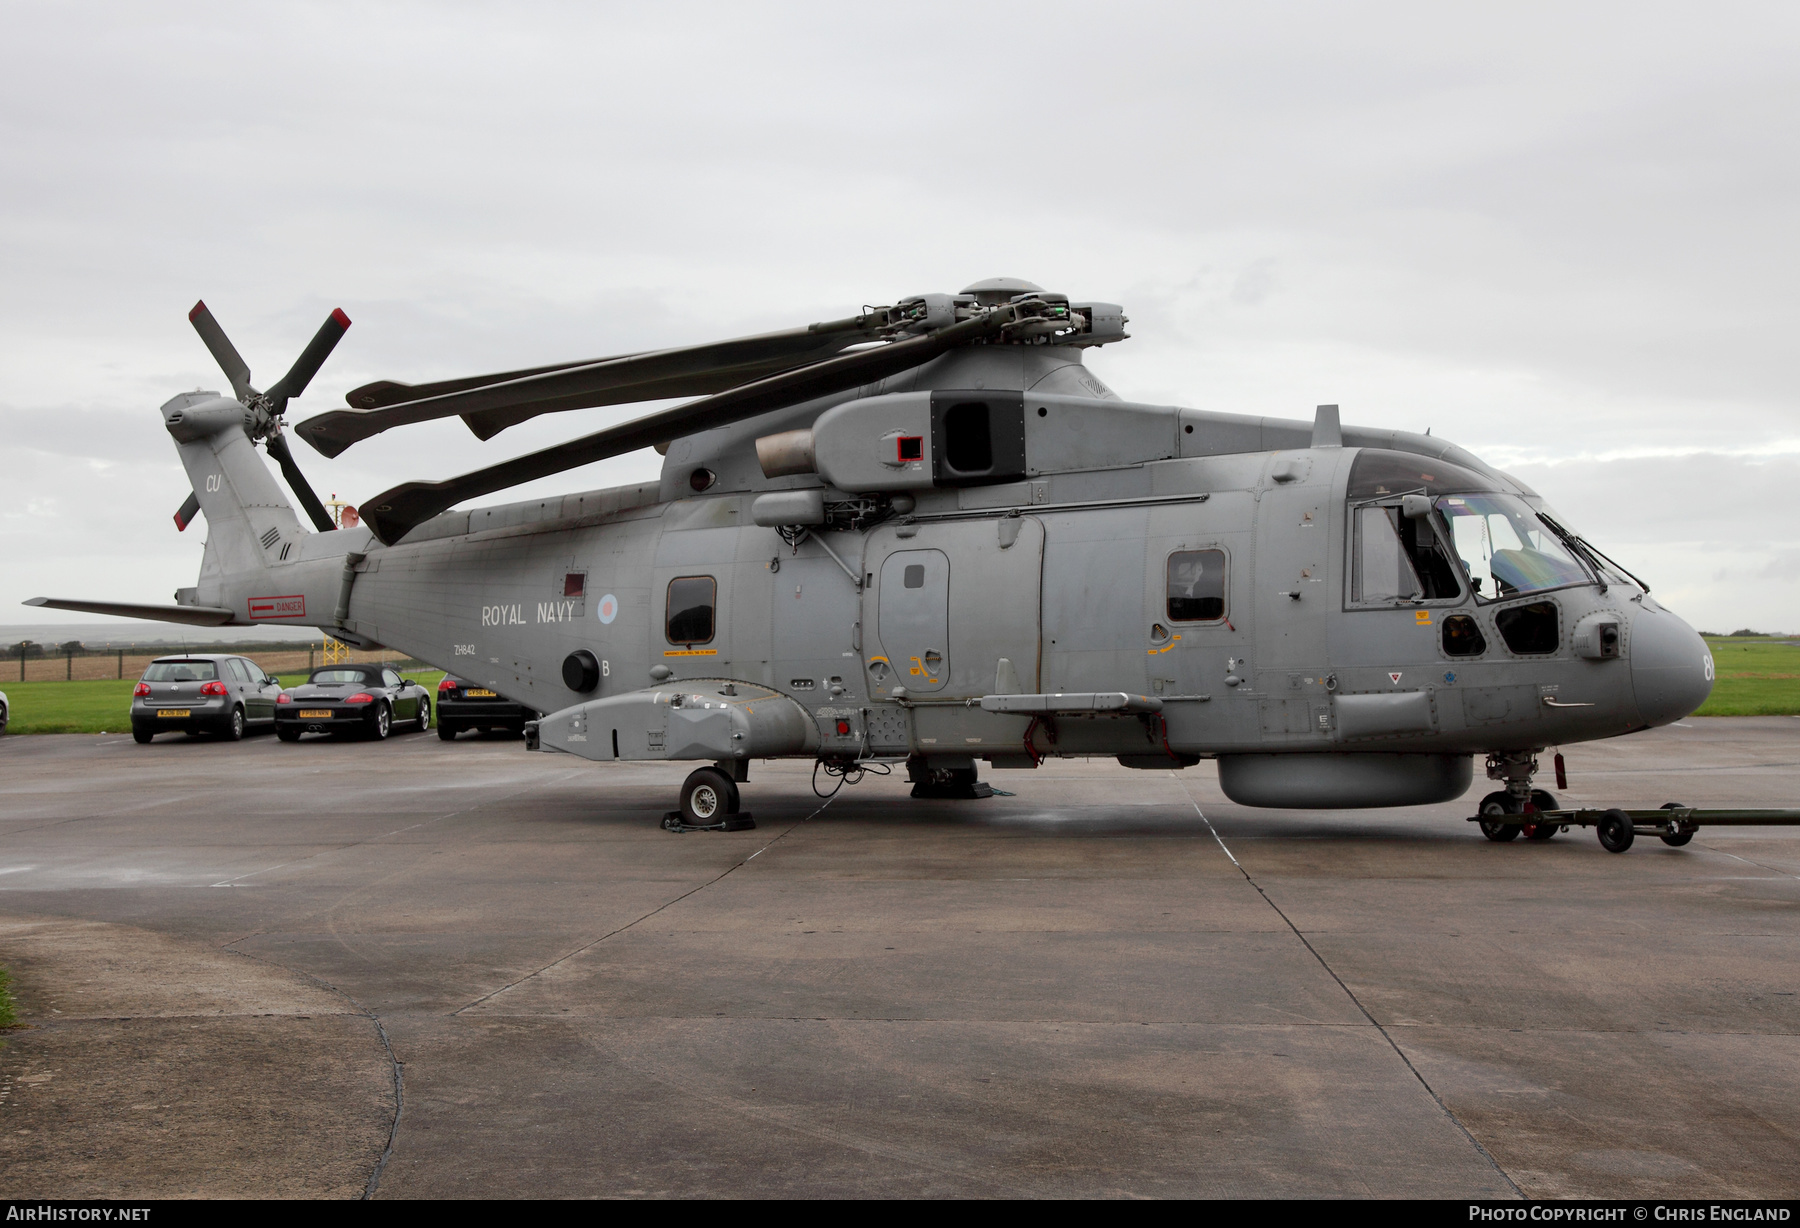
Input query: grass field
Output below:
<box><xmin>1697</xmin><ymin>637</ymin><xmax>1800</xmax><ymax>716</ymax></box>
<box><xmin>1</xmin><ymin>670</ymin><xmax>446</xmax><ymax>734</ymax></box>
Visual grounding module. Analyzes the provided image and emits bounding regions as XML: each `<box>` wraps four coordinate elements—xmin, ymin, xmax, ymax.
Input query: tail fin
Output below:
<box><xmin>162</xmin><ymin>392</ymin><xmax>305</xmax><ymax>577</ymax></box>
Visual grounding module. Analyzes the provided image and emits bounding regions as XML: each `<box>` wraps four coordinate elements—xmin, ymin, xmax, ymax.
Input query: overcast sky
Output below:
<box><xmin>3</xmin><ymin>2</ymin><xmax>1796</xmax><ymax>633</ymax></box>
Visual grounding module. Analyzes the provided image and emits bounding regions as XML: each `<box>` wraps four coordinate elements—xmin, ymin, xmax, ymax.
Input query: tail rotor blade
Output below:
<box><xmin>265</xmin><ymin>431</ymin><xmax>337</xmax><ymax>532</ymax></box>
<box><xmin>173</xmin><ymin>491</ymin><xmax>201</xmax><ymax>532</ymax></box>
<box><xmin>265</xmin><ymin>308</ymin><xmax>351</xmax><ymax>413</ymax></box>
<box><xmin>188</xmin><ymin>301</ymin><xmax>255</xmax><ymax>403</ymax></box>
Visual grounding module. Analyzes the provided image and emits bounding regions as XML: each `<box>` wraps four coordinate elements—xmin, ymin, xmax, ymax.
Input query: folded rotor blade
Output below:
<box><xmin>264</xmin><ymin>308</ymin><xmax>351</xmax><ymax>413</ymax></box>
<box><xmin>343</xmin><ymin>355</ymin><xmax>645</xmax><ymax>410</ymax></box>
<box><xmin>296</xmin><ymin>314</ymin><xmax>884</xmax><ymax>459</ymax></box>
<box><xmin>188</xmin><ymin>301</ymin><xmax>255</xmax><ymax>403</ymax></box>
<box><xmin>359</xmin><ymin>307</ymin><xmax>1011</xmax><ymax>545</ymax></box>
<box><xmin>264</xmin><ymin>431</ymin><xmax>338</xmax><ymax>532</ymax></box>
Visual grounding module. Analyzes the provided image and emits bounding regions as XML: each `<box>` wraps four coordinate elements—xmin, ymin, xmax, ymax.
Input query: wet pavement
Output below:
<box><xmin>1</xmin><ymin>717</ymin><xmax>1796</xmax><ymax>1198</ymax></box>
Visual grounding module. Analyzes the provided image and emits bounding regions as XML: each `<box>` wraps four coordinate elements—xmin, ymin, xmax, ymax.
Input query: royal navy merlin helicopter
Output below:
<box><xmin>29</xmin><ymin>277</ymin><xmax>1719</xmax><ymax>845</ymax></box>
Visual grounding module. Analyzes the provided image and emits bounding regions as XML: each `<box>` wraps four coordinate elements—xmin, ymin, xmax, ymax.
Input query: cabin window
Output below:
<box><xmin>666</xmin><ymin>576</ymin><xmax>716</xmax><ymax>645</ymax></box>
<box><xmin>1166</xmin><ymin>549</ymin><xmax>1226</xmax><ymax>621</ymax></box>
<box><xmin>903</xmin><ymin>564</ymin><xmax>926</xmax><ymax>589</ymax></box>
<box><xmin>564</xmin><ymin>572</ymin><xmax>585</xmax><ymax>598</ymax></box>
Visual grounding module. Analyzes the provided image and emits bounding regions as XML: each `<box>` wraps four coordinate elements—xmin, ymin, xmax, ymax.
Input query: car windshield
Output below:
<box><xmin>143</xmin><ymin>660</ymin><xmax>218</xmax><ymax>681</ymax></box>
<box><xmin>1436</xmin><ymin>493</ymin><xmax>1591</xmax><ymax>601</ymax></box>
<box><xmin>309</xmin><ymin>668</ymin><xmax>378</xmax><ymax>685</ymax></box>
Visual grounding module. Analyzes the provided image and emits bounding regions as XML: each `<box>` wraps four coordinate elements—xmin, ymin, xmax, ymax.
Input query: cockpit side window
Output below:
<box><xmin>1354</xmin><ymin>507</ymin><xmax>1420</xmax><ymax>603</ymax></box>
<box><xmin>1351</xmin><ymin>505</ymin><xmax>1463</xmax><ymax>604</ymax></box>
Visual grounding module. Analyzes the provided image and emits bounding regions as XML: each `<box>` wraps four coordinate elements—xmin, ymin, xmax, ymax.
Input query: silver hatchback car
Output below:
<box><xmin>130</xmin><ymin>654</ymin><xmax>284</xmax><ymax>743</ymax></box>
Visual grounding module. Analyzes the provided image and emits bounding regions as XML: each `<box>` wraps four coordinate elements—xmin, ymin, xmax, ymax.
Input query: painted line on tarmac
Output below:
<box><xmin>1172</xmin><ymin>773</ymin><xmax>1527</xmax><ymax>1201</ymax></box>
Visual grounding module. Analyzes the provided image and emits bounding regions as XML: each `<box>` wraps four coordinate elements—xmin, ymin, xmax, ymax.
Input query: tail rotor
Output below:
<box><xmin>187</xmin><ymin>301</ymin><xmax>349</xmax><ymax>533</ymax></box>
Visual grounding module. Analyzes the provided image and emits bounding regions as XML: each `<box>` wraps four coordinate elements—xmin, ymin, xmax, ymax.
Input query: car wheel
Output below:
<box><xmin>223</xmin><ymin>706</ymin><xmax>246</xmax><ymax>742</ymax></box>
<box><xmin>415</xmin><ymin>697</ymin><xmax>431</xmax><ymax>734</ymax></box>
<box><xmin>437</xmin><ymin>723</ymin><xmax>457</xmax><ymax>741</ymax></box>
<box><xmin>277</xmin><ymin>725</ymin><xmax>301</xmax><ymax>742</ymax></box>
<box><xmin>132</xmin><ymin>726</ymin><xmax>154</xmax><ymax>744</ymax></box>
<box><xmin>369</xmin><ymin>702</ymin><xmax>391</xmax><ymax>740</ymax></box>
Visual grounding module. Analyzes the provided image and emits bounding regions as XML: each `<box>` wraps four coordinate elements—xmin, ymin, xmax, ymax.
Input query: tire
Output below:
<box><xmin>437</xmin><ymin>723</ymin><xmax>457</xmax><ymax>741</ymax></box>
<box><xmin>277</xmin><ymin>726</ymin><xmax>301</xmax><ymax>743</ymax></box>
<box><xmin>1478</xmin><ymin>791</ymin><xmax>1521</xmax><ymax>842</ymax></box>
<box><xmin>132</xmin><ymin>726</ymin><xmax>154</xmax><ymax>744</ymax></box>
<box><xmin>415</xmin><ymin>697</ymin><xmax>431</xmax><ymax>734</ymax></box>
<box><xmin>368</xmin><ymin>703</ymin><xmax>391</xmax><ymax>741</ymax></box>
<box><xmin>223</xmin><ymin>706</ymin><xmax>246</xmax><ymax>742</ymax></box>
<box><xmin>1597</xmin><ymin>808</ymin><xmax>1635</xmax><ymax>853</ymax></box>
<box><xmin>680</xmin><ymin>767</ymin><xmax>740</xmax><ymax>825</ymax></box>
<box><xmin>1660</xmin><ymin>801</ymin><xmax>1694</xmax><ymax>846</ymax></box>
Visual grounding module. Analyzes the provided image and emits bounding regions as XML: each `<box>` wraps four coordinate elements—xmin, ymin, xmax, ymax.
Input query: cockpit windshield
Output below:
<box><xmin>1436</xmin><ymin>493</ymin><xmax>1590</xmax><ymax>601</ymax></box>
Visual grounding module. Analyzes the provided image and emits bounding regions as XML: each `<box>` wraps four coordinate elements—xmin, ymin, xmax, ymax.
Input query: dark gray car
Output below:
<box><xmin>131</xmin><ymin>654</ymin><xmax>283</xmax><ymax>743</ymax></box>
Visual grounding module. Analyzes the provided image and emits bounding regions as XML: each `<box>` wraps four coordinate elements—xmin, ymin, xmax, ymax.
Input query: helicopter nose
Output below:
<box><xmin>1631</xmin><ymin>604</ymin><xmax>1714</xmax><ymax>726</ymax></box>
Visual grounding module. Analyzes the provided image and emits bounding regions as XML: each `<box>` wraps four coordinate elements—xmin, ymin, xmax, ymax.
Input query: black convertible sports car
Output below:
<box><xmin>275</xmin><ymin>665</ymin><xmax>432</xmax><ymax>741</ymax></box>
<box><xmin>435</xmin><ymin>676</ymin><xmax>537</xmax><ymax>740</ymax></box>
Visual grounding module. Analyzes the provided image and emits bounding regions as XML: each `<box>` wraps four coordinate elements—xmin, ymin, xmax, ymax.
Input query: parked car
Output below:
<box><xmin>435</xmin><ymin>676</ymin><xmax>537</xmax><ymax>740</ymax></box>
<box><xmin>131</xmin><ymin>654</ymin><xmax>284</xmax><ymax>743</ymax></box>
<box><xmin>0</xmin><ymin>688</ymin><xmax>8</xmax><ymax>736</ymax></box>
<box><xmin>276</xmin><ymin>665</ymin><xmax>431</xmax><ymax>741</ymax></box>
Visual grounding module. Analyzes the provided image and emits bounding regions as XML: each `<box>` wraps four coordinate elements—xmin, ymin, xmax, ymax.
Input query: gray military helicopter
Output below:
<box><xmin>30</xmin><ymin>279</ymin><xmax>1721</xmax><ymax>847</ymax></box>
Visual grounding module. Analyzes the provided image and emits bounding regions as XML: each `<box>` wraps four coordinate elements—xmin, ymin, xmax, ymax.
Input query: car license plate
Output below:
<box><xmin>298</xmin><ymin>709</ymin><xmax>333</xmax><ymax>718</ymax></box>
<box><xmin>465</xmin><ymin>689</ymin><xmax>497</xmax><ymax>698</ymax></box>
<box><xmin>157</xmin><ymin>709</ymin><xmax>191</xmax><ymax>718</ymax></box>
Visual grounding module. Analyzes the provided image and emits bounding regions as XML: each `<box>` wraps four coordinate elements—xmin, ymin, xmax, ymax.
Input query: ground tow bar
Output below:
<box><xmin>1469</xmin><ymin>807</ymin><xmax>1800</xmax><ymax>853</ymax></box>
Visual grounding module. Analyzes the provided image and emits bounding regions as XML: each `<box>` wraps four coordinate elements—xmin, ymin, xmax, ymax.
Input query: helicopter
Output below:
<box><xmin>29</xmin><ymin>278</ymin><xmax>1717</xmax><ymax>841</ymax></box>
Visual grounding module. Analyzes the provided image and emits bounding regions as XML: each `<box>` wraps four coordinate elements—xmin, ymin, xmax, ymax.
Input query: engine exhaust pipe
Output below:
<box><xmin>755</xmin><ymin>428</ymin><xmax>817</xmax><ymax>478</ymax></box>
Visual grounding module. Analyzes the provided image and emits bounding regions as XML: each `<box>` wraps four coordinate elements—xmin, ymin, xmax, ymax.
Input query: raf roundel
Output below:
<box><xmin>597</xmin><ymin>594</ymin><xmax>619</xmax><ymax>625</ymax></box>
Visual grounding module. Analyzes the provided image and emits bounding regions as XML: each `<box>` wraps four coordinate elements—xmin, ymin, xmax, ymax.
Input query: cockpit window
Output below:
<box><xmin>1351</xmin><ymin>506</ymin><xmax>1463</xmax><ymax>604</ymax></box>
<box><xmin>1437</xmin><ymin>494</ymin><xmax>1589</xmax><ymax>602</ymax></box>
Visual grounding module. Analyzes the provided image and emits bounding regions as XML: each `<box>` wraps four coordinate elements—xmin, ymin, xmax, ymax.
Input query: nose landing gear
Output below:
<box><xmin>1477</xmin><ymin>751</ymin><xmax>1565</xmax><ymax>842</ymax></box>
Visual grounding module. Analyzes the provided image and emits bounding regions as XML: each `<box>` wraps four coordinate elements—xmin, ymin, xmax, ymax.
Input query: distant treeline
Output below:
<box><xmin>9</xmin><ymin>638</ymin><xmax>323</xmax><ymax>659</ymax></box>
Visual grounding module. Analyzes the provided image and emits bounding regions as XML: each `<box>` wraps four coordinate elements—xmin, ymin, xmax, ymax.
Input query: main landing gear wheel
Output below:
<box><xmin>1660</xmin><ymin>801</ymin><xmax>1695</xmax><ymax>847</ymax></box>
<box><xmin>1478</xmin><ymin>791</ymin><xmax>1521</xmax><ymax>842</ymax></box>
<box><xmin>1524</xmin><ymin>788</ymin><xmax>1561</xmax><ymax>841</ymax></box>
<box><xmin>1597</xmin><ymin>808</ymin><xmax>1635</xmax><ymax>853</ymax></box>
<box><xmin>680</xmin><ymin>767</ymin><xmax>740</xmax><ymax>825</ymax></box>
